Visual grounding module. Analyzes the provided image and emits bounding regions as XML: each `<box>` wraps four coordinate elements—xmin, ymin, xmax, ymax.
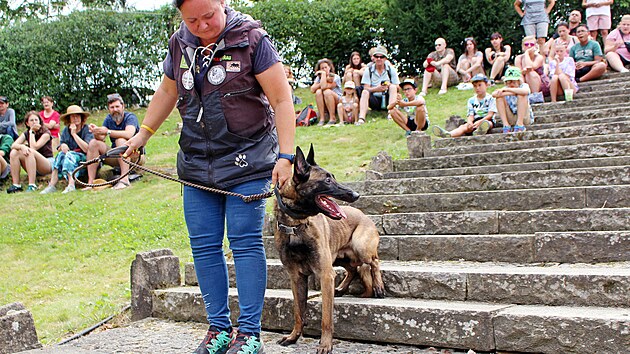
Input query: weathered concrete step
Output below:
<box><xmin>428</xmin><ymin>132</ymin><xmax>630</xmax><ymax>157</ymax></box>
<box><xmin>531</xmin><ymin>105</ymin><xmax>630</xmax><ymax>124</ymax></box>
<box><xmin>533</xmin><ymin>93</ymin><xmax>629</xmax><ymax>113</ymax></box>
<box><xmin>574</xmin><ymin>74</ymin><xmax>630</xmax><ymax>89</ymax></box>
<box><xmin>184</xmin><ymin>259</ymin><xmax>630</xmax><ymax>307</ymax></box>
<box><xmin>357</xmin><ymin>166</ymin><xmax>630</xmax><ymax>195</ymax></box>
<box><xmin>353</xmin><ymin>185</ymin><xmax>630</xmax><ymax>213</ymax></box>
<box><xmin>486</xmin><ymin>115</ymin><xmax>629</xmax><ymax>136</ymax></box>
<box><xmin>152</xmin><ymin>287</ymin><xmax>630</xmax><ymax>353</ymax></box>
<box><xmin>575</xmin><ymin>85</ymin><xmax>630</xmax><ymax>99</ymax></box>
<box><xmin>431</xmin><ymin>120</ymin><xmax>630</xmax><ymax>150</ymax></box>
<box><xmin>399</xmin><ymin>141</ymin><xmax>629</xmax><ymax>171</ymax></box>
<box><xmin>374</xmin><ymin>208</ymin><xmax>630</xmax><ymax>235</ymax></box>
<box><xmin>263</xmin><ymin>231</ymin><xmax>630</xmax><ymax>264</ymax></box>
<box><xmin>384</xmin><ymin>156</ymin><xmax>630</xmax><ymax>180</ymax></box>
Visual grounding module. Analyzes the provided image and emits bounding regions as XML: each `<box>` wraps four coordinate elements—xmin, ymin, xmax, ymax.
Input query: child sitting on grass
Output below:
<box><xmin>387</xmin><ymin>78</ymin><xmax>429</xmax><ymax>136</ymax></box>
<box><xmin>337</xmin><ymin>81</ymin><xmax>359</xmax><ymax>124</ymax></box>
<box><xmin>432</xmin><ymin>73</ymin><xmax>496</xmax><ymax>138</ymax></box>
<box><xmin>492</xmin><ymin>66</ymin><xmax>534</xmax><ymax>133</ymax></box>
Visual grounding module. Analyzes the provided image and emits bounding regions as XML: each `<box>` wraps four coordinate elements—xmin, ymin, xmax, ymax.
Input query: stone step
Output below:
<box><xmin>184</xmin><ymin>259</ymin><xmax>630</xmax><ymax>307</ymax></box>
<box><xmin>374</xmin><ymin>208</ymin><xmax>630</xmax><ymax>235</ymax></box>
<box><xmin>575</xmin><ymin>74</ymin><xmax>630</xmax><ymax>89</ymax></box>
<box><xmin>533</xmin><ymin>93</ymin><xmax>629</xmax><ymax>113</ymax></box>
<box><xmin>428</xmin><ymin>132</ymin><xmax>630</xmax><ymax>157</ymax></box>
<box><xmin>532</xmin><ymin>106</ymin><xmax>630</xmax><ymax>125</ymax></box>
<box><xmin>398</xmin><ymin>141</ymin><xmax>629</xmax><ymax>171</ymax></box>
<box><xmin>431</xmin><ymin>120</ymin><xmax>630</xmax><ymax>150</ymax></box>
<box><xmin>151</xmin><ymin>287</ymin><xmax>630</xmax><ymax>353</ymax></box>
<box><xmin>263</xmin><ymin>231</ymin><xmax>630</xmax><ymax>264</ymax></box>
<box><xmin>382</xmin><ymin>156</ymin><xmax>630</xmax><ymax>179</ymax></box>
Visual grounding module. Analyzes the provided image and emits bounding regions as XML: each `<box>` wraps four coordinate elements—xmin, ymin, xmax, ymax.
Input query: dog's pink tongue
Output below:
<box><xmin>318</xmin><ymin>196</ymin><xmax>347</xmax><ymax>219</ymax></box>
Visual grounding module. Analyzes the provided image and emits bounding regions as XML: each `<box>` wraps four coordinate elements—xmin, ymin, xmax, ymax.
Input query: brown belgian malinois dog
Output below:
<box><xmin>274</xmin><ymin>145</ymin><xmax>385</xmax><ymax>354</ymax></box>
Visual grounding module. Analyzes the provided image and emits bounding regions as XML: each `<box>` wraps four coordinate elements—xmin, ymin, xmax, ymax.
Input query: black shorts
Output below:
<box><xmin>620</xmin><ymin>54</ymin><xmax>630</xmax><ymax>66</ymax></box>
<box><xmin>407</xmin><ymin>117</ymin><xmax>429</xmax><ymax>131</ymax></box>
<box><xmin>368</xmin><ymin>93</ymin><xmax>389</xmax><ymax>111</ymax></box>
<box><xmin>575</xmin><ymin>66</ymin><xmax>592</xmax><ymax>79</ymax></box>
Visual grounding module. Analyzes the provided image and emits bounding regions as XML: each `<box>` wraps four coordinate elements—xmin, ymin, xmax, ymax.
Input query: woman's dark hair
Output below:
<box><xmin>557</xmin><ymin>21</ymin><xmax>569</xmax><ymax>30</ymax></box>
<box><xmin>463</xmin><ymin>37</ymin><xmax>478</xmax><ymax>53</ymax></box>
<box><xmin>24</xmin><ymin>111</ymin><xmax>42</xmax><ymax>127</ymax></box>
<box><xmin>490</xmin><ymin>32</ymin><xmax>502</xmax><ymax>40</ymax></box>
<box><xmin>348</xmin><ymin>51</ymin><xmax>363</xmax><ymax>70</ymax></box>
<box><xmin>315</xmin><ymin>58</ymin><xmax>335</xmax><ymax>73</ymax></box>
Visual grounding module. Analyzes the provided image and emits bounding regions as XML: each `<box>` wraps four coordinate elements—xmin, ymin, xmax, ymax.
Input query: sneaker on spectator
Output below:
<box><xmin>62</xmin><ymin>185</ymin><xmax>76</xmax><ymax>194</ymax></box>
<box><xmin>513</xmin><ymin>125</ymin><xmax>527</xmax><ymax>133</ymax></box>
<box><xmin>40</xmin><ymin>185</ymin><xmax>57</xmax><ymax>194</ymax></box>
<box><xmin>226</xmin><ymin>331</ymin><xmax>264</xmax><ymax>354</ymax></box>
<box><xmin>473</xmin><ymin>120</ymin><xmax>491</xmax><ymax>136</ymax></box>
<box><xmin>26</xmin><ymin>184</ymin><xmax>38</xmax><ymax>192</ymax></box>
<box><xmin>431</xmin><ymin>125</ymin><xmax>451</xmax><ymax>138</ymax></box>
<box><xmin>0</xmin><ymin>165</ymin><xmax>10</xmax><ymax>180</ymax></box>
<box><xmin>6</xmin><ymin>184</ymin><xmax>23</xmax><ymax>194</ymax></box>
<box><xmin>502</xmin><ymin>125</ymin><xmax>512</xmax><ymax>134</ymax></box>
<box><xmin>193</xmin><ymin>326</ymin><xmax>233</xmax><ymax>354</ymax></box>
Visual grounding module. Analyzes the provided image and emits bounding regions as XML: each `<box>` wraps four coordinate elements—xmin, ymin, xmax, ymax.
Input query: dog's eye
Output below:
<box><xmin>325</xmin><ymin>177</ymin><xmax>332</xmax><ymax>184</ymax></box>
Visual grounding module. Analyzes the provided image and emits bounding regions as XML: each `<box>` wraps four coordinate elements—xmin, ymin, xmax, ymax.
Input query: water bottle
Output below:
<box><xmin>381</xmin><ymin>94</ymin><xmax>387</xmax><ymax>109</ymax></box>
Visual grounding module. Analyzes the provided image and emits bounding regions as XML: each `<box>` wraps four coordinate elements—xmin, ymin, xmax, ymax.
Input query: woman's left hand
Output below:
<box><xmin>272</xmin><ymin>158</ymin><xmax>293</xmax><ymax>188</ymax></box>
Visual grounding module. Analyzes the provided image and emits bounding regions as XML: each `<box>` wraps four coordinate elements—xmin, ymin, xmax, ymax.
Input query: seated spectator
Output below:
<box><xmin>583</xmin><ymin>0</ymin><xmax>613</xmax><ymax>43</ymax></box>
<box><xmin>311</xmin><ymin>58</ymin><xmax>342</xmax><ymax>126</ymax></box>
<box><xmin>485</xmin><ymin>32</ymin><xmax>512</xmax><ymax>83</ymax></box>
<box><xmin>546</xmin><ymin>22</ymin><xmax>579</xmax><ymax>58</ymax></box>
<box><xmin>420</xmin><ymin>38</ymin><xmax>458</xmax><ymax>96</ymax></box>
<box><xmin>515</xmin><ymin>35</ymin><xmax>550</xmax><ymax>98</ymax></box>
<box><xmin>570</xmin><ymin>24</ymin><xmax>607</xmax><ymax>82</ymax></box>
<box><xmin>40</xmin><ymin>105</ymin><xmax>94</xmax><ymax>194</ymax></box>
<box><xmin>357</xmin><ymin>46</ymin><xmax>400</xmax><ymax>124</ymax></box>
<box><xmin>388</xmin><ymin>78</ymin><xmax>430</xmax><ymax>137</ymax></box>
<box><xmin>343</xmin><ymin>51</ymin><xmax>367</xmax><ymax>90</ymax></box>
<box><xmin>492</xmin><ymin>66</ymin><xmax>535</xmax><ymax>133</ymax></box>
<box><xmin>457</xmin><ymin>37</ymin><xmax>485</xmax><ymax>82</ymax></box>
<box><xmin>0</xmin><ymin>96</ymin><xmax>18</xmax><ymax>140</ymax></box>
<box><xmin>514</xmin><ymin>0</ymin><xmax>556</xmax><ymax>47</ymax></box>
<box><xmin>432</xmin><ymin>74</ymin><xmax>496</xmax><ymax>138</ymax></box>
<box><xmin>0</xmin><ymin>133</ymin><xmax>13</xmax><ymax>181</ymax></box>
<box><xmin>6</xmin><ymin>112</ymin><xmax>53</xmax><ymax>193</ymax></box>
<box><xmin>605</xmin><ymin>14</ymin><xmax>630</xmax><ymax>73</ymax></box>
<box><xmin>39</xmin><ymin>96</ymin><xmax>60</xmax><ymax>152</ymax></box>
<box><xmin>85</xmin><ymin>93</ymin><xmax>140</xmax><ymax>190</ymax></box>
<box><xmin>337</xmin><ymin>81</ymin><xmax>359</xmax><ymax>124</ymax></box>
<box><xmin>549</xmin><ymin>42</ymin><xmax>579</xmax><ymax>102</ymax></box>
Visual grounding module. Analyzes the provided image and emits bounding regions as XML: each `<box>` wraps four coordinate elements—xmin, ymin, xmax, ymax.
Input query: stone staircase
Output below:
<box><xmin>149</xmin><ymin>73</ymin><xmax>630</xmax><ymax>353</ymax></box>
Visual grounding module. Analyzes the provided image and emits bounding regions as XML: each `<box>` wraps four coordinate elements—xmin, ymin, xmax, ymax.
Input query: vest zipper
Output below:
<box><xmin>223</xmin><ymin>86</ymin><xmax>254</xmax><ymax>98</ymax></box>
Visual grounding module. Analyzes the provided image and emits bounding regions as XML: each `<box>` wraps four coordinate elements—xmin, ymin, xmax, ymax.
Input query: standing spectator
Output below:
<box><xmin>388</xmin><ymin>78</ymin><xmax>429</xmax><ymax>137</ymax></box>
<box><xmin>485</xmin><ymin>32</ymin><xmax>512</xmax><ymax>83</ymax></box>
<box><xmin>583</xmin><ymin>0</ymin><xmax>613</xmax><ymax>43</ymax></box>
<box><xmin>432</xmin><ymin>74</ymin><xmax>496</xmax><ymax>138</ymax></box>
<box><xmin>605</xmin><ymin>14</ymin><xmax>630</xmax><ymax>73</ymax></box>
<box><xmin>547</xmin><ymin>22</ymin><xmax>579</xmax><ymax>58</ymax></box>
<box><xmin>420</xmin><ymin>38</ymin><xmax>458</xmax><ymax>96</ymax></box>
<box><xmin>337</xmin><ymin>81</ymin><xmax>359</xmax><ymax>124</ymax></box>
<box><xmin>492</xmin><ymin>66</ymin><xmax>534</xmax><ymax>133</ymax></box>
<box><xmin>549</xmin><ymin>42</ymin><xmax>579</xmax><ymax>102</ymax></box>
<box><xmin>85</xmin><ymin>93</ymin><xmax>140</xmax><ymax>190</ymax></box>
<box><xmin>357</xmin><ymin>46</ymin><xmax>400</xmax><ymax>124</ymax></box>
<box><xmin>0</xmin><ymin>133</ymin><xmax>12</xmax><ymax>181</ymax></box>
<box><xmin>39</xmin><ymin>96</ymin><xmax>60</xmax><ymax>152</ymax></box>
<box><xmin>457</xmin><ymin>37</ymin><xmax>485</xmax><ymax>82</ymax></box>
<box><xmin>514</xmin><ymin>0</ymin><xmax>556</xmax><ymax>47</ymax></box>
<box><xmin>0</xmin><ymin>96</ymin><xmax>18</xmax><ymax>140</ymax></box>
<box><xmin>311</xmin><ymin>58</ymin><xmax>342</xmax><ymax>126</ymax></box>
<box><xmin>552</xmin><ymin>10</ymin><xmax>583</xmax><ymax>39</ymax></box>
<box><xmin>343</xmin><ymin>51</ymin><xmax>367</xmax><ymax>90</ymax></box>
<box><xmin>515</xmin><ymin>36</ymin><xmax>550</xmax><ymax>98</ymax></box>
<box><xmin>40</xmin><ymin>105</ymin><xmax>94</xmax><ymax>194</ymax></box>
<box><xmin>570</xmin><ymin>24</ymin><xmax>607</xmax><ymax>82</ymax></box>
<box><xmin>7</xmin><ymin>112</ymin><xmax>53</xmax><ymax>193</ymax></box>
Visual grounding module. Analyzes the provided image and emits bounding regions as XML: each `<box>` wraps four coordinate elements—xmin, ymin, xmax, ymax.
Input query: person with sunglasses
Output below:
<box><xmin>515</xmin><ymin>35</ymin><xmax>550</xmax><ymax>100</ymax></box>
<box><xmin>420</xmin><ymin>38</ymin><xmax>459</xmax><ymax>96</ymax></box>
<box><xmin>357</xmin><ymin>46</ymin><xmax>400</xmax><ymax>125</ymax></box>
<box><xmin>570</xmin><ymin>24</ymin><xmax>607</xmax><ymax>82</ymax></box>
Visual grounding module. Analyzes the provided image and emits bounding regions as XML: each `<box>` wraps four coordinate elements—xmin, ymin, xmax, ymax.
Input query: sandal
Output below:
<box><xmin>355</xmin><ymin>118</ymin><xmax>365</xmax><ymax>126</ymax></box>
<box><xmin>113</xmin><ymin>181</ymin><xmax>130</xmax><ymax>190</ymax></box>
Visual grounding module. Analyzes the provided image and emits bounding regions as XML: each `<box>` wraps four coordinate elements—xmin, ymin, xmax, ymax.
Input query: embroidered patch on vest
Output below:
<box><xmin>221</xmin><ymin>55</ymin><xmax>232</xmax><ymax>61</ymax></box>
<box><xmin>226</xmin><ymin>61</ymin><xmax>241</xmax><ymax>73</ymax></box>
<box><xmin>235</xmin><ymin>154</ymin><xmax>249</xmax><ymax>168</ymax></box>
<box><xmin>182</xmin><ymin>71</ymin><xmax>194</xmax><ymax>91</ymax></box>
<box><xmin>180</xmin><ymin>56</ymin><xmax>189</xmax><ymax>69</ymax></box>
<box><xmin>208</xmin><ymin>65</ymin><xmax>227</xmax><ymax>85</ymax></box>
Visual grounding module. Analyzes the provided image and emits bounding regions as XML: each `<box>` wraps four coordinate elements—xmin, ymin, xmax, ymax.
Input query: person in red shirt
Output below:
<box><xmin>39</xmin><ymin>96</ymin><xmax>60</xmax><ymax>152</ymax></box>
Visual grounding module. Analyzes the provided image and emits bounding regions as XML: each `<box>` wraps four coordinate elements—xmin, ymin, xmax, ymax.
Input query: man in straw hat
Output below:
<box><xmin>41</xmin><ymin>105</ymin><xmax>94</xmax><ymax>194</ymax></box>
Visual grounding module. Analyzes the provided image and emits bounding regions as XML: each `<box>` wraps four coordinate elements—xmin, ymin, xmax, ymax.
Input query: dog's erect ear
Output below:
<box><xmin>293</xmin><ymin>146</ymin><xmax>310</xmax><ymax>183</ymax></box>
<box><xmin>306</xmin><ymin>143</ymin><xmax>317</xmax><ymax>166</ymax></box>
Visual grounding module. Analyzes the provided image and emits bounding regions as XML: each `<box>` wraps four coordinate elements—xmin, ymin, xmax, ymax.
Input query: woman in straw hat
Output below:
<box><xmin>41</xmin><ymin>105</ymin><xmax>94</xmax><ymax>194</ymax></box>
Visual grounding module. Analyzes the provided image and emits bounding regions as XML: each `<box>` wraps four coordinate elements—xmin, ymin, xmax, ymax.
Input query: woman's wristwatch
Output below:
<box><xmin>278</xmin><ymin>153</ymin><xmax>295</xmax><ymax>164</ymax></box>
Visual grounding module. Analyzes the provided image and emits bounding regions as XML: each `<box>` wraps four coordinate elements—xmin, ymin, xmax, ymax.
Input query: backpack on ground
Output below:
<box><xmin>296</xmin><ymin>104</ymin><xmax>317</xmax><ymax>126</ymax></box>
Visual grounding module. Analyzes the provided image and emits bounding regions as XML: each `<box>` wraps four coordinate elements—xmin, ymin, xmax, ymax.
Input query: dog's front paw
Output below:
<box><xmin>277</xmin><ymin>335</ymin><xmax>298</xmax><ymax>346</ymax></box>
<box><xmin>373</xmin><ymin>285</ymin><xmax>386</xmax><ymax>298</ymax></box>
<box><xmin>316</xmin><ymin>343</ymin><xmax>333</xmax><ymax>354</ymax></box>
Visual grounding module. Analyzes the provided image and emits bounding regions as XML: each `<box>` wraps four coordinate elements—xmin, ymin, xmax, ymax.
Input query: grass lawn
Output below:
<box><xmin>0</xmin><ymin>83</ymin><xmax>484</xmax><ymax>344</ymax></box>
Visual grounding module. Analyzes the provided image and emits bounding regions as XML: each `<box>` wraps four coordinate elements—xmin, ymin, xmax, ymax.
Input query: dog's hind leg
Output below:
<box><xmin>369</xmin><ymin>258</ymin><xmax>386</xmax><ymax>298</ymax></box>
<box><xmin>357</xmin><ymin>264</ymin><xmax>374</xmax><ymax>298</ymax></box>
<box><xmin>278</xmin><ymin>272</ymin><xmax>309</xmax><ymax>346</ymax></box>
<box><xmin>333</xmin><ymin>258</ymin><xmax>357</xmax><ymax>297</ymax></box>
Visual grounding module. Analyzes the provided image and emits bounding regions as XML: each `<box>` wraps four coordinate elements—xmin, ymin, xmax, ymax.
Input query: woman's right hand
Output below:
<box><xmin>123</xmin><ymin>129</ymin><xmax>152</xmax><ymax>158</ymax></box>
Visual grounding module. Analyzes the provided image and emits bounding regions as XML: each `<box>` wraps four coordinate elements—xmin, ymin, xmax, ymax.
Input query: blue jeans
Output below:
<box><xmin>183</xmin><ymin>178</ymin><xmax>269</xmax><ymax>335</ymax></box>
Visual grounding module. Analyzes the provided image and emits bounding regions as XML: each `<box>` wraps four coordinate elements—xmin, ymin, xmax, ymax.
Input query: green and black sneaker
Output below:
<box><xmin>193</xmin><ymin>326</ymin><xmax>233</xmax><ymax>354</ymax></box>
<box><xmin>226</xmin><ymin>331</ymin><xmax>265</xmax><ymax>354</ymax></box>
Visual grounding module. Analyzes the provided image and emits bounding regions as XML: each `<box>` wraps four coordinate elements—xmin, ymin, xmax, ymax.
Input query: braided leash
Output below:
<box><xmin>71</xmin><ymin>146</ymin><xmax>274</xmax><ymax>203</ymax></box>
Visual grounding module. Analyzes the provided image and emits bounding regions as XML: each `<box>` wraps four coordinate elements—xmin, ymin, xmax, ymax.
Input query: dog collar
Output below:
<box><xmin>277</xmin><ymin>222</ymin><xmax>299</xmax><ymax>235</ymax></box>
<box><xmin>274</xmin><ymin>186</ymin><xmax>310</xmax><ymax>220</ymax></box>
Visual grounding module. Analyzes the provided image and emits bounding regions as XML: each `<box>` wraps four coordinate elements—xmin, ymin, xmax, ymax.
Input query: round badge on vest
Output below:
<box><xmin>182</xmin><ymin>70</ymin><xmax>194</xmax><ymax>91</ymax></box>
<box><xmin>208</xmin><ymin>65</ymin><xmax>227</xmax><ymax>85</ymax></box>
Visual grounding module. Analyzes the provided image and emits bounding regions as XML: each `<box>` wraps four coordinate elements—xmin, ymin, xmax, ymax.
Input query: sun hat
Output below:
<box><xmin>400</xmin><ymin>78</ymin><xmax>417</xmax><ymax>89</ymax></box>
<box><xmin>425</xmin><ymin>57</ymin><xmax>436</xmax><ymax>72</ymax></box>
<box><xmin>503</xmin><ymin>66</ymin><xmax>523</xmax><ymax>82</ymax></box>
<box><xmin>470</xmin><ymin>73</ymin><xmax>489</xmax><ymax>83</ymax></box>
<box><xmin>344</xmin><ymin>81</ymin><xmax>356</xmax><ymax>89</ymax></box>
<box><xmin>60</xmin><ymin>105</ymin><xmax>90</xmax><ymax>125</ymax></box>
<box><xmin>373</xmin><ymin>46</ymin><xmax>388</xmax><ymax>58</ymax></box>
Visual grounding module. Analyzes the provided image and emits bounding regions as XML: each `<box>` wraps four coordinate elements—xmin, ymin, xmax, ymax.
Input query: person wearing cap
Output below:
<box><xmin>357</xmin><ymin>45</ymin><xmax>400</xmax><ymax>124</ymax></box>
<box><xmin>387</xmin><ymin>78</ymin><xmax>429</xmax><ymax>136</ymax></box>
<box><xmin>492</xmin><ymin>66</ymin><xmax>535</xmax><ymax>133</ymax></box>
<box><xmin>0</xmin><ymin>96</ymin><xmax>18</xmax><ymax>140</ymax></box>
<box><xmin>40</xmin><ymin>105</ymin><xmax>94</xmax><ymax>194</ymax></box>
<box><xmin>432</xmin><ymin>74</ymin><xmax>496</xmax><ymax>138</ymax></box>
<box><xmin>85</xmin><ymin>93</ymin><xmax>140</xmax><ymax>190</ymax></box>
<box><xmin>337</xmin><ymin>80</ymin><xmax>359</xmax><ymax>124</ymax></box>
<box><xmin>421</xmin><ymin>38</ymin><xmax>459</xmax><ymax>96</ymax></box>
<box><xmin>570</xmin><ymin>24</ymin><xmax>607</xmax><ymax>82</ymax></box>
<box><xmin>311</xmin><ymin>58</ymin><xmax>343</xmax><ymax>125</ymax></box>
